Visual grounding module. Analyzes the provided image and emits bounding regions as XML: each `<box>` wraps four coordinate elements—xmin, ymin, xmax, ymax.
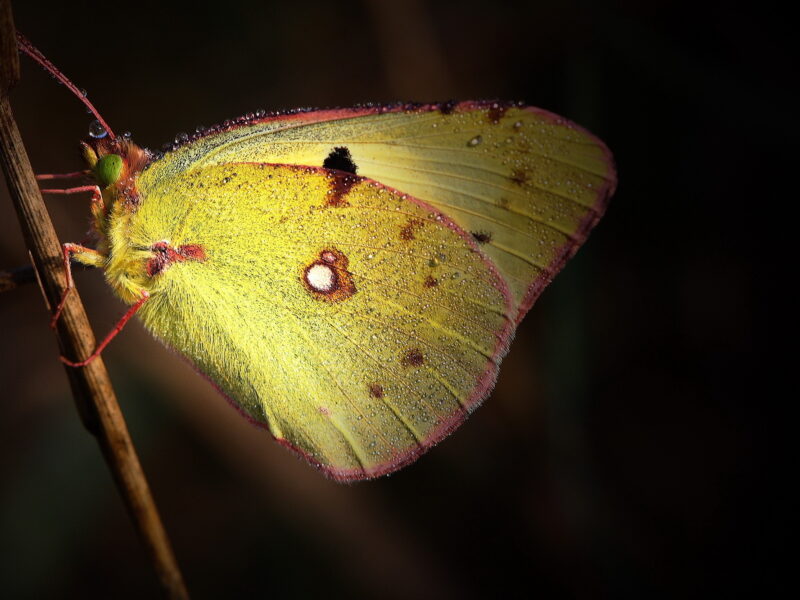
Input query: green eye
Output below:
<box><xmin>94</xmin><ymin>154</ymin><xmax>123</xmax><ymax>187</ymax></box>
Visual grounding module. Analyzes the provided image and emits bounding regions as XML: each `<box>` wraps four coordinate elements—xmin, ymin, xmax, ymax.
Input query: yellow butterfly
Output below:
<box><xmin>20</xmin><ymin>35</ymin><xmax>616</xmax><ymax>481</ymax></box>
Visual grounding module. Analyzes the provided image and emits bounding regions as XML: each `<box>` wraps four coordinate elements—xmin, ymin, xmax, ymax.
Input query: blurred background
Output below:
<box><xmin>0</xmin><ymin>0</ymin><xmax>786</xmax><ymax>597</ymax></box>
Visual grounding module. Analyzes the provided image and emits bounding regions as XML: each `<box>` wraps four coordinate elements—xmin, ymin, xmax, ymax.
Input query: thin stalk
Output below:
<box><xmin>0</xmin><ymin>2</ymin><xmax>189</xmax><ymax>597</ymax></box>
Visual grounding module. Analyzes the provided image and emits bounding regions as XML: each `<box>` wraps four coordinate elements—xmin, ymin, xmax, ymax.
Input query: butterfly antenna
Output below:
<box><xmin>15</xmin><ymin>32</ymin><xmax>116</xmax><ymax>140</ymax></box>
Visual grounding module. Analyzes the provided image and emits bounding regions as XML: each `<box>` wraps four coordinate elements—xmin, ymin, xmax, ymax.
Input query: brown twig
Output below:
<box><xmin>0</xmin><ymin>3</ymin><xmax>189</xmax><ymax>598</ymax></box>
<box><xmin>0</xmin><ymin>263</ymin><xmax>94</xmax><ymax>292</ymax></box>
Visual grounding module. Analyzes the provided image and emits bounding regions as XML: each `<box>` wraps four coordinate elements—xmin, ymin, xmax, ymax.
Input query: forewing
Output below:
<box><xmin>146</xmin><ymin>102</ymin><xmax>616</xmax><ymax>321</ymax></box>
<box><xmin>132</xmin><ymin>162</ymin><xmax>514</xmax><ymax>480</ymax></box>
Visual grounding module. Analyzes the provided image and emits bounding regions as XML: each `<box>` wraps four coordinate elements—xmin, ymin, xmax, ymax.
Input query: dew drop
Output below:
<box><xmin>88</xmin><ymin>120</ymin><xmax>107</xmax><ymax>139</ymax></box>
<box><xmin>79</xmin><ymin>88</ymin><xmax>88</xmax><ymax>97</ymax></box>
<box><xmin>467</xmin><ymin>135</ymin><xmax>483</xmax><ymax>147</ymax></box>
<box><xmin>122</xmin><ymin>131</ymin><xmax>132</xmax><ymax>140</ymax></box>
<box><xmin>174</xmin><ymin>132</ymin><xmax>189</xmax><ymax>144</ymax></box>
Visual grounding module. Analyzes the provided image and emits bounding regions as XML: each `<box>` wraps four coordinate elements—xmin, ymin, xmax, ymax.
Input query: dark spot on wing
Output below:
<box><xmin>178</xmin><ymin>244</ymin><xmax>207</xmax><ymax>261</ymax></box>
<box><xmin>146</xmin><ymin>242</ymin><xmax>207</xmax><ymax>277</ymax></box>
<box><xmin>326</xmin><ymin>171</ymin><xmax>360</xmax><ymax>207</ymax></box>
<box><xmin>510</xmin><ymin>168</ymin><xmax>528</xmax><ymax>186</ymax></box>
<box><xmin>487</xmin><ymin>102</ymin><xmax>509</xmax><ymax>124</ymax></box>
<box><xmin>323</xmin><ymin>146</ymin><xmax>358</xmax><ymax>174</ymax></box>
<box><xmin>423</xmin><ymin>275</ymin><xmax>438</xmax><ymax>288</ymax></box>
<box><xmin>401</xmin><ymin>349</ymin><xmax>425</xmax><ymax>367</ymax></box>
<box><xmin>471</xmin><ymin>231</ymin><xmax>492</xmax><ymax>244</ymax></box>
<box><xmin>368</xmin><ymin>383</ymin><xmax>384</xmax><ymax>399</ymax></box>
<box><xmin>400</xmin><ymin>218</ymin><xmax>425</xmax><ymax>241</ymax></box>
<box><xmin>403</xmin><ymin>102</ymin><xmax>425</xmax><ymax>112</ymax></box>
<box><xmin>438</xmin><ymin>100</ymin><xmax>458</xmax><ymax>115</ymax></box>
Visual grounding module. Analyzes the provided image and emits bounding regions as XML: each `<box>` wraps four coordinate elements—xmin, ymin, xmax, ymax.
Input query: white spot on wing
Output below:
<box><xmin>306</xmin><ymin>263</ymin><xmax>335</xmax><ymax>292</ymax></box>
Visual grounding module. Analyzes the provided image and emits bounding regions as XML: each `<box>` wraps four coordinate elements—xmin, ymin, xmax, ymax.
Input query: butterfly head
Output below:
<box><xmin>81</xmin><ymin>135</ymin><xmax>151</xmax><ymax>198</ymax></box>
<box><xmin>93</xmin><ymin>153</ymin><xmax>123</xmax><ymax>188</ymax></box>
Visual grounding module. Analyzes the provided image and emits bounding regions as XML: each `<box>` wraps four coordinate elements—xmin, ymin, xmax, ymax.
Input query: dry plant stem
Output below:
<box><xmin>0</xmin><ymin>263</ymin><xmax>92</xmax><ymax>293</ymax></box>
<box><xmin>0</xmin><ymin>3</ymin><xmax>189</xmax><ymax>598</ymax></box>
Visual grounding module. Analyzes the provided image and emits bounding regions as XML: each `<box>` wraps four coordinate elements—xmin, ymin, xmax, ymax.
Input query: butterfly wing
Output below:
<box><xmin>147</xmin><ymin>101</ymin><xmax>616</xmax><ymax>322</ymax></box>
<box><xmin>131</xmin><ymin>162</ymin><xmax>514</xmax><ymax>480</ymax></box>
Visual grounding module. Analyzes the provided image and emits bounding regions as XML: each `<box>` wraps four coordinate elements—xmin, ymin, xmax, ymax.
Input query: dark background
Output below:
<box><xmin>0</xmin><ymin>0</ymin><xmax>786</xmax><ymax>598</ymax></box>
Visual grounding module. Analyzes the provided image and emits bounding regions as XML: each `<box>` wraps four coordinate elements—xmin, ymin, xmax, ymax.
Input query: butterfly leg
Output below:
<box><xmin>40</xmin><ymin>184</ymin><xmax>101</xmax><ymax>198</ymax></box>
<box><xmin>60</xmin><ymin>290</ymin><xmax>150</xmax><ymax>368</ymax></box>
<box><xmin>41</xmin><ymin>185</ymin><xmax>106</xmax><ymax>232</ymax></box>
<box><xmin>50</xmin><ymin>243</ymin><xmax>106</xmax><ymax>329</ymax></box>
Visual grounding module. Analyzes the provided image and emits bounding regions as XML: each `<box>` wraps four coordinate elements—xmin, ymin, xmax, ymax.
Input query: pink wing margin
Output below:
<box><xmin>515</xmin><ymin>106</ymin><xmax>617</xmax><ymax>324</ymax></box>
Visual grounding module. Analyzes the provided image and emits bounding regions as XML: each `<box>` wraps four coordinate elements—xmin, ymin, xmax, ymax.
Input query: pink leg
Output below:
<box><xmin>40</xmin><ymin>185</ymin><xmax>100</xmax><ymax>196</ymax></box>
<box><xmin>51</xmin><ymin>243</ymin><xmax>98</xmax><ymax>329</ymax></box>
<box><xmin>41</xmin><ymin>185</ymin><xmax>105</xmax><ymax>228</ymax></box>
<box><xmin>60</xmin><ymin>291</ymin><xmax>150</xmax><ymax>368</ymax></box>
<box><xmin>36</xmin><ymin>170</ymin><xmax>90</xmax><ymax>181</ymax></box>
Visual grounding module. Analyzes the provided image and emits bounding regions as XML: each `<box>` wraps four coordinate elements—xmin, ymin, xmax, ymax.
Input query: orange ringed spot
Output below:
<box><xmin>301</xmin><ymin>248</ymin><xmax>356</xmax><ymax>302</ymax></box>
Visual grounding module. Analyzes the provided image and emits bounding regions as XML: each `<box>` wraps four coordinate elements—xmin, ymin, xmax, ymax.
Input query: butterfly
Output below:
<box><xmin>18</xmin><ymin>34</ymin><xmax>616</xmax><ymax>481</ymax></box>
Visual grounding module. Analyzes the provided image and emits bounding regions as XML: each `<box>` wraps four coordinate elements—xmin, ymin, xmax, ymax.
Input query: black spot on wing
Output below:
<box><xmin>471</xmin><ymin>230</ymin><xmax>492</xmax><ymax>244</ymax></box>
<box><xmin>438</xmin><ymin>100</ymin><xmax>458</xmax><ymax>115</ymax></box>
<box><xmin>323</xmin><ymin>146</ymin><xmax>358</xmax><ymax>174</ymax></box>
